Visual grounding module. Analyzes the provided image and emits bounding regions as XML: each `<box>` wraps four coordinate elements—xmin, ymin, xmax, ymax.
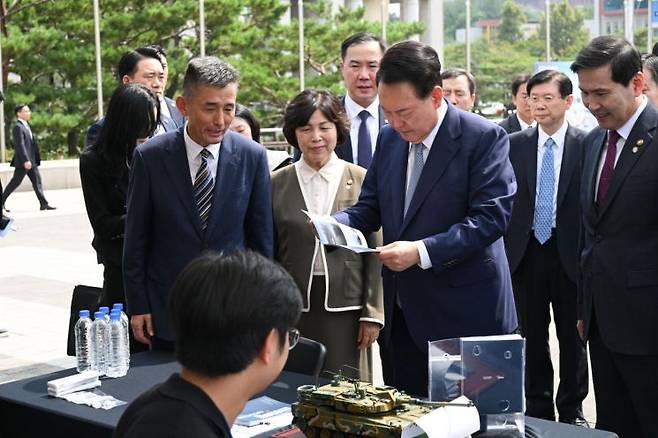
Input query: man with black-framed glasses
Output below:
<box><xmin>504</xmin><ymin>69</ymin><xmax>588</xmax><ymax>426</ymax></box>
<box><xmin>115</xmin><ymin>250</ymin><xmax>302</xmax><ymax>438</ymax></box>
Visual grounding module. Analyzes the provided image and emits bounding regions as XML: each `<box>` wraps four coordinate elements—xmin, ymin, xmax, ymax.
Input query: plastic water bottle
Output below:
<box><xmin>90</xmin><ymin>311</ymin><xmax>108</xmax><ymax>376</ymax></box>
<box><xmin>74</xmin><ymin>310</ymin><xmax>93</xmax><ymax>373</ymax></box>
<box><xmin>112</xmin><ymin>304</ymin><xmax>130</xmax><ymax>365</ymax></box>
<box><xmin>99</xmin><ymin>306</ymin><xmax>111</xmax><ymax>323</ymax></box>
<box><xmin>106</xmin><ymin>312</ymin><xmax>129</xmax><ymax>378</ymax></box>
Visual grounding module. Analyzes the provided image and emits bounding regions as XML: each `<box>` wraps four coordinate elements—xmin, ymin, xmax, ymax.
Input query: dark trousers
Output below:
<box><xmin>512</xmin><ymin>235</ymin><xmax>588</xmax><ymax>421</ymax></box>
<box><xmin>2</xmin><ymin>165</ymin><xmax>48</xmax><ymax>207</ymax></box>
<box><xmin>99</xmin><ymin>262</ymin><xmax>125</xmax><ymax>308</ymax></box>
<box><xmin>380</xmin><ymin>303</ymin><xmax>429</xmax><ymax>397</ymax></box>
<box><xmin>589</xmin><ymin>315</ymin><xmax>658</xmax><ymax>438</ymax></box>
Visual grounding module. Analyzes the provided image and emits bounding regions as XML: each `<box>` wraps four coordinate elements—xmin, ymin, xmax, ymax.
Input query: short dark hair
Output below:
<box><xmin>571</xmin><ymin>35</ymin><xmax>641</xmax><ymax>86</ymax></box>
<box><xmin>282</xmin><ymin>89</ymin><xmax>349</xmax><ymax>149</ymax></box>
<box><xmin>376</xmin><ymin>40</ymin><xmax>442</xmax><ymax>99</ymax></box>
<box><xmin>117</xmin><ymin>47</ymin><xmax>163</xmax><ymax>81</ymax></box>
<box><xmin>144</xmin><ymin>44</ymin><xmax>167</xmax><ymax>60</ymax></box>
<box><xmin>440</xmin><ymin>68</ymin><xmax>476</xmax><ymax>95</ymax></box>
<box><xmin>643</xmin><ymin>54</ymin><xmax>658</xmax><ymax>85</ymax></box>
<box><xmin>235</xmin><ymin>104</ymin><xmax>261</xmax><ymax>143</ymax></box>
<box><xmin>92</xmin><ymin>83</ymin><xmax>160</xmax><ymax>174</ymax></box>
<box><xmin>182</xmin><ymin>56</ymin><xmax>240</xmax><ymax>98</ymax></box>
<box><xmin>511</xmin><ymin>73</ymin><xmax>531</xmax><ymax>96</ymax></box>
<box><xmin>169</xmin><ymin>251</ymin><xmax>302</xmax><ymax>378</ymax></box>
<box><xmin>526</xmin><ymin>69</ymin><xmax>573</xmax><ymax>98</ymax></box>
<box><xmin>340</xmin><ymin>32</ymin><xmax>386</xmax><ymax>60</ymax></box>
<box><xmin>14</xmin><ymin>104</ymin><xmax>28</xmax><ymax>115</ymax></box>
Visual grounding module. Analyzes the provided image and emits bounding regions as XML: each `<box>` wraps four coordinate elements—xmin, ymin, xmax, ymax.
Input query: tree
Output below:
<box><xmin>498</xmin><ymin>0</ymin><xmax>525</xmax><ymax>44</ymax></box>
<box><xmin>443</xmin><ymin>0</ymin><xmax>506</xmax><ymax>42</ymax></box>
<box><xmin>537</xmin><ymin>0</ymin><xmax>589</xmax><ymax>60</ymax></box>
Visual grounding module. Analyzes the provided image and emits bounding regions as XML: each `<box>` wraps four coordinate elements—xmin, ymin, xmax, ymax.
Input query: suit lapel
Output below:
<box><xmin>524</xmin><ymin>128</ymin><xmax>539</xmax><ymax>205</ymax></box>
<box><xmin>162</xmin><ymin>130</ymin><xmax>203</xmax><ymax>238</ymax></box>
<box><xmin>597</xmin><ymin>105</ymin><xmax>658</xmax><ymax>220</ymax></box>
<box><xmin>556</xmin><ymin>126</ymin><xmax>578</xmax><ymax>209</ymax></box>
<box><xmin>378</xmin><ymin>105</ymin><xmax>386</xmax><ymax>129</ymax></box>
<box><xmin>583</xmin><ymin>129</ymin><xmax>606</xmax><ymax>222</ymax></box>
<box><xmin>205</xmin><ymin>132</ymin><xmax>240</xmax><ymax>236</ymax></box>
<box><xmin>400</xmin><ymin>104</ymin><xmax>461</xmax><ymax>234</ymax></box>
<box><xmin>389</xmin><ymin>135</ymin><xmax>409</xmax><ymax>236</ymax></box>
<box><xmin>331</xmin><ymin>165</ymin><xmax>355</xmax><ymax>213</ymax></box>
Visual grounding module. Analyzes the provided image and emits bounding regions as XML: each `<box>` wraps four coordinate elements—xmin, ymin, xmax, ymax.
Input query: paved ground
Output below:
<box><xmin>0</xmin><ymin>187</ymin><xmax>597</xmax><ymax>424</ymax></box>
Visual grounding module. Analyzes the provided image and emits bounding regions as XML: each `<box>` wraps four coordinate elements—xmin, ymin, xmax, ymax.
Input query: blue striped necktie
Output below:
<box><xmin>533</xmin><ymin>137</ymin><xmax>555</xmax><ymax>244</ymax></box>
<box><xmin>194</xmin><ymin>148</ymin><xmax>214</xmax><ymax>230</ymax></box>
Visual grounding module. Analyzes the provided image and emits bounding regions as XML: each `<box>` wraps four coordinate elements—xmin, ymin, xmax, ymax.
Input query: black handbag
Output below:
<box><xmin>66</xmin><ymin>285</ymin><xmax>102</xmax><ymax>356</ymax></box>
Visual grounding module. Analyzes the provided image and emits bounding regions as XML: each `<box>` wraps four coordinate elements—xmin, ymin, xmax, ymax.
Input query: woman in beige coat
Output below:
<box><xmin>272</xmin><ymin>89</ymin><xmax>384</xmax><ymax>379</ymax></box>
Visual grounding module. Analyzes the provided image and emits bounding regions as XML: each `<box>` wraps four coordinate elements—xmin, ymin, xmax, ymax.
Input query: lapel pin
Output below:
<box><xmin>346</xmin><ymin>179</ymin><xmax>353</xmax><ymax>187</ymax></box>
<box><xmin>637</xmin><ymin>139</ymin><xmax>644</xmax><ymax>146</ymax></box>
<box><xmin>633</xmin><ymin>147</ymin><xmax>638</xmax><ymax>153</ymax></box>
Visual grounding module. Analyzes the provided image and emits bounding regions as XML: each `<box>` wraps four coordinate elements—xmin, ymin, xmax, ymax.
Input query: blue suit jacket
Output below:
<box><xmin>123</xmin><ymin>128</ymin><xmax>273</xmax><ymax>340</ymax></box>
<box><xmin>336</xmin><ymin>103</ymin><xmax>518</xmax><ymax>351</ymax></box>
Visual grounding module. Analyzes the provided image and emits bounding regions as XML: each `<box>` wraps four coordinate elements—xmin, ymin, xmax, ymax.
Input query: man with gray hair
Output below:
<box><xmin>123</xmin><ymin>57</ymin><xmax>273</xmax><ymax>350</ymax></box>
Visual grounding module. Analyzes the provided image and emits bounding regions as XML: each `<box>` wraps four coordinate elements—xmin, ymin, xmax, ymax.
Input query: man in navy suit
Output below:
<box><xmin>505</xmin><ymin>70</ymin><xmax>588</xmax><ymax>425</ymax></box>
<box><xmin>572</xmin><ymin>36</ymin><xmax>658</xmax><ymax>438</ymax></box>
<box><xmin>499</xmin><ymin>74</ymin><xmax>535</xmax><ymax>134</ymax></box>
<box><xmin>123</xmin><ymin>57</ymin><xmax>273</xmax><ymax>350</ymax></box>
<box><xmin>2</xmin><ymin>104</ymin><xmax>54</xmax><ymax>211</ymax></box>
<box><xmin>86</xmin><ymin>46</ymin><xmax>184</xmax><ymax>146</ymax></box>
<box><xmin>335</xmin><ymin>41</ymin><xmax>518</xmax><ymax>396</ymax></box>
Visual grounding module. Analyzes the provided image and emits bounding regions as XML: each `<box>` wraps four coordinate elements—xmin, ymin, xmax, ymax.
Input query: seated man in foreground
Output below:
<box><xmin>114</xmin><ymin>251</ymin><xmax>303</xmax><ymax>437</ymax></box>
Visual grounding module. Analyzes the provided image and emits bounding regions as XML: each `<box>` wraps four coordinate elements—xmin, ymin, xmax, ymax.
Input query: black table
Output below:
<box><xmin>0</xmin><ymin>352</ymin><xmax>617</xmax><ymax>438</ymax></box>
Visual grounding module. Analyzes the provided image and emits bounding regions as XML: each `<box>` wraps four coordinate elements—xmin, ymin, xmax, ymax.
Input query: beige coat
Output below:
<box><xmin>271</xmin><ymin>162</ymin><xmax>384</xmax><ymax>325</ymax></box>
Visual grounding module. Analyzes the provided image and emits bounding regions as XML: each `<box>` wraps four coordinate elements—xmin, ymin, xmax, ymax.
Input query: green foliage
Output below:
<box><xmin>2</xmin><ymin>0</ymin><xmax>421</xmax><ymax>158</ymax></box>
<box><xmin>443</xmin><ymin>0</ymin><xmax>507</xmax><ymax>42</ymax></box>
<box><xmin>498</xmin><ymin>0</ymin><xmax>525</xmax><ymax>44</ymax></box>
<box><xmin>536</xmin><ymin>0</ymin><xmax>589</xmax><ymax>60</ymax></box>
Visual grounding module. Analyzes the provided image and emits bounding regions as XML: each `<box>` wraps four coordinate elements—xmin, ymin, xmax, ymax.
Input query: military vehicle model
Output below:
<box><xmin>292</xmin><ymin>375</ymin><xmax>472</xmax><ymax>437</ymax></box>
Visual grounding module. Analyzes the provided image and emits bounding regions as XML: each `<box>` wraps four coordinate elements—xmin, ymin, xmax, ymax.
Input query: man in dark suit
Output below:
<box><xmin>336</xmin><ymin>32</ymin><xmax>386</xmax><ymax>168</ymax></box>
<box><xmin>86</xmin><ymin>46</ymin><xmax>184</xmax><ymax>146</ymax></box>
<box><xmin>499</xmin><ymin>73</ymin><xmax>534</xmax><ymax>134</ymax></box>
<box><xmin>441</xmin><ymin>68</ymin><xmax>477</xmax><ymax>111</ymax></box>
<box><xmin>571</xmin><ymin>36</ymin><xmax>658</xmax><ymax>438</ymax></box>
<box><xmin>335</xmin><ymin>41</ymin><xmax>518</xmax><ymax>396</ymax></box>
<box><xmin>505</xmin><ymin>70</ymin><xmax>588</xmax><ymax>425</ymax></box>
<box><xmin>123</xmin><ymin>57</ymin><xmax>273</xmax><ymax>350</ymax></box>
<box><xmin>2</xmin><ymin>104</ymin><xmax>54</xmax><ymax>211</ymax></box>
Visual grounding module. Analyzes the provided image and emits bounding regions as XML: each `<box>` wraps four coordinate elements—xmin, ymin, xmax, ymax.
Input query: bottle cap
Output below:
<box><xmin>110</xmin><ymin>312</ymin><xmax>121</xmax><ymax>321</ymax></box>
<box><xmin>112</xmin><ymin>303</ymin><xmax>124</xmax><ymax>311</ymax></box>
<box><xmin>79</xmin><ymin>310</ymin><xmax>90</xmax><ymax>318</ymax></box>
<box><xmin>99</xmin><ymin>306</ymin><xmax>110</xmax><ymax>314</ymax></box>
<box><xmin>110</xmin><ymin>309</ymin><xmax>121</xmax><ymax>316</ymax></box>
<box><xmin>94</xmin><ymin>311</ymin><xmax>105</xmax><ymax>320</ymax></box>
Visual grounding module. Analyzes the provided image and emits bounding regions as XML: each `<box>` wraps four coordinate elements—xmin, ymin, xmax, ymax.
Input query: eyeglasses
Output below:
<box><xmin>527</xmin><ymin>94</ymin><xmax>562</xmax><ymax>104</ymax></box>
<box><xmin>288</xmin><ymin>328</ymin><xmax>300</xmax><ymax>350</ymax></box>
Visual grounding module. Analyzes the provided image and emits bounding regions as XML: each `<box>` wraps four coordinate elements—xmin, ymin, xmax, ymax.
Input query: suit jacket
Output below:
<box><xmin>79</xmin><ymin>147</ymin><xmax>128</xmax><ymax>266</ymax></box>
<box><xmin>578</xmin><ymin>103</ymin><xmax>658</xmax><ymax>355</ymax></box>
<box><xmin>123</xmin><ymin>128</ymin><xmax>273</xmax><ymax>340</ymax></box>
<box><xmin>505</xmin><ymin>125</ymin><xmax>585</xmax><ymax>282</ymax></box>
<box><xmin>498</xmin><ymin>113</ymin><xmax>522</xmax><ymax>135</ymax></box>
<box><xmin>271</xmin><ymin>161</ymin><xmax>384</xmax><ymax>325</ymax></box>
<box><xmin>11</xmin><ymin>121</ymin><xmax>41</xmax><ymax>167</ymax></box>
<box><xmin>334</xmin><ymin>97</ymin><xmax>386</xmax><ymax>164</ymax></box>
<box><xmin>335</xmin><ymin>103</ymin><xmax>518</xmax><ymax>351</ymax></box>
<box><xmin>86</xmin><ymin>96</ymin><xmax>185</xmax><ymax>147</ymax></box>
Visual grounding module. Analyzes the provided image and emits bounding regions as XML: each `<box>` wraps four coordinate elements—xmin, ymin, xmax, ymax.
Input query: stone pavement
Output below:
<box><xmin>0</xmin><ymin>187</ymin><xmax>596</xmax><ymax>424</ymax></box>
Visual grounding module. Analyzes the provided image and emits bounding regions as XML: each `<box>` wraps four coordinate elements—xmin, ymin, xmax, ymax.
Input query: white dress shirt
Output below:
<box><xmin>18</xmin><ymin>119</ymin><xmax>32</xmax><ymax>139</ymax></box>
<box><xmin>295</xmin><ymin>153</ymin><xmax>346</xmax><ymax>275</ymax></box>
<box><xmin>536</xmin><ymin>120</ymin><xmax>568</xmax><ymax>228</ymax></box>
<box><xmin>152</xmin><ymin>98</ymin><xmax>173</xmax><ymax>137</ymax></box>
<box><xmin>184</xmin><ymin>122</ymin><xmax>221</xmax><ymax>183</ymax></box>
<box><xmin>517</xmin><ymin>113</ymin><xmax>536</xmax><ymax>131</ymax></box>
<box><xmin>407</xmin><ymin>101</ymin><xmax>448</xmax><ymax>270</ymax></box>
<box><xmin>595</xmin><ymin>96</ymin><xmax>647</xmax><ymax>198</ymax></box>
<box><xmin>344</xmin><ymin>93</ymin><xmax>379</xmax><ymax>163</ymax></box>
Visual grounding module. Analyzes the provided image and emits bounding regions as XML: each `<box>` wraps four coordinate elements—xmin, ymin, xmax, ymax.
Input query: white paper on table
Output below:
<box><xmin>401</xmin><ymin>396</ymin><xmax>480</xmax><ymax>438</ymax></box>
<box><xmin>231</xmin><ymin>411</ymin><xmax>293</xmax><ymax>437</ymax></box>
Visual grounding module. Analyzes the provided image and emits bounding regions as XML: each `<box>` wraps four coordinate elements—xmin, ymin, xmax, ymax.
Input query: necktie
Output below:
<box><xmin>357</xmin><ymin>110</ymin><xmax>372</xmax><ymax>168</ymax></box>
<box><xmin>194</xmin><ymin>149</ymin><xmax>214</xmax><ymax>230</ymax></box>
<box><xmin>404</xmin><ymin>143</ymin><xmax>425</xmax><ymax>217</ymax></box>
<box><xmin>596</xmin><ymin>130</ymin><xmax>620</xmax><ymax>209</ymax></box>
<box><xmin>533</xmin><ymin>138</ymin><xmax>555</xmax><ymax>244</ymax></box>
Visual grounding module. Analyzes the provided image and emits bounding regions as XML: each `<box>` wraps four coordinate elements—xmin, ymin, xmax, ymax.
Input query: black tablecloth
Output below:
<box><xmin>0</xmin><ymin>351</ymin><xmax>617</xmax><ymax>438</ymax></box>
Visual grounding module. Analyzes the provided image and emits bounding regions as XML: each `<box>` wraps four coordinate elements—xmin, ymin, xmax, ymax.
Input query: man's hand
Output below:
<box><xmin>23</xmin><ymin>161</ymin><xmax>32</xmax><ymax>170</ymax></box>
<box><xmin>357</xmin><ymin>322</ymin><xmax>380</xmax><ymax>350</ymax></box>
<box><xmin>131</xmin><ymin>313</ymin><xmax>154</xmax><ymax>346</ymax></box>
<box><xmin>576</xmin><ymin>319</ymin><xmax>585</xmax><ymax>342</ymax></box>
<box><xmin>377</xmin><ymin>241</ymin><xmax>420</xmax><ymax>272</ymax></box>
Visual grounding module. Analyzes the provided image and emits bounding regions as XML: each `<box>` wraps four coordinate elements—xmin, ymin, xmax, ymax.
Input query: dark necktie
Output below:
<box><xmin>357</xmin><ymin>110</ymin><xmax>372</xmax><ymax>168</ymax></box>
<box><xmin>194</xmin><ymin>149</ymin><xmax>214</xmax><ymax>230</ymax></box>
<box><xmin>596</xmin><ymin>130</ymin><xmax>620</xmax><ymax>209</ymax></box>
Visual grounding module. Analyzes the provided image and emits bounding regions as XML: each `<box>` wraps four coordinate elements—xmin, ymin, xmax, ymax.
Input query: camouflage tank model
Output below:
<box><xmin>292</xmin><ymin>375</ymin><xmax>468</xmax><ymax>437</ymax></box>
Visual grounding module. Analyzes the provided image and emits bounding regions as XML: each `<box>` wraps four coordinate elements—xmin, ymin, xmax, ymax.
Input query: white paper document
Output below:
<box><xmin>401</xmin><ymin>396</ymin><xmax>480</xmax><ymax>438</ymax></box>
<box><xmin>304</xmin><ymin>210</ymin><xmax>379</xmax><ymax>253</ymax></box>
